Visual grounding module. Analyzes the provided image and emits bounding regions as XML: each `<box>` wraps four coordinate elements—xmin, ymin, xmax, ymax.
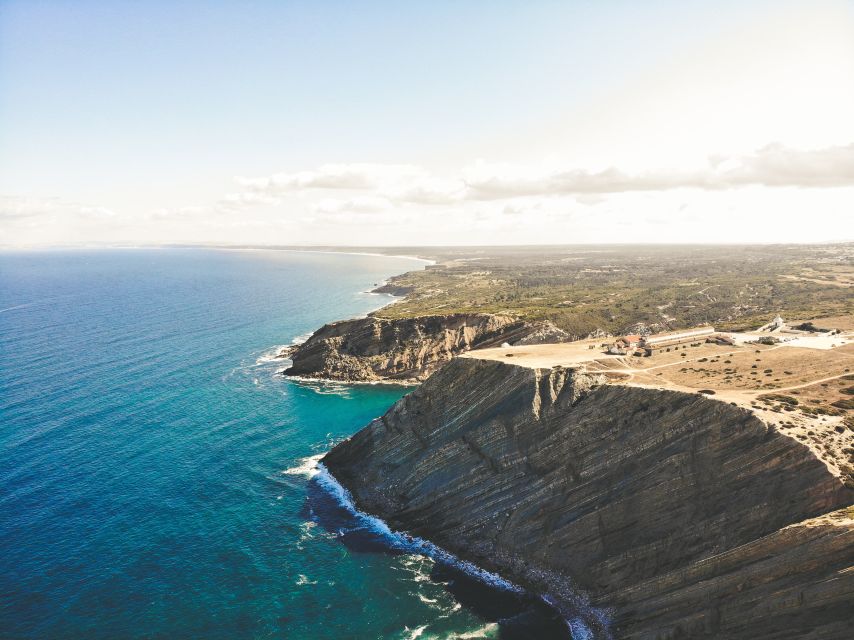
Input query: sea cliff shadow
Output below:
<box><xmin>303</xmin><ymin>477</ymin><xmax>574</xmax><ymax>639</ymax></box>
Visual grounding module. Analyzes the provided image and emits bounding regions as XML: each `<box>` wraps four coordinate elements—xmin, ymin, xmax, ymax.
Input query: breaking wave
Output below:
<box><xmin>299</xmin><ymin>458</ymin><xmax>602</xmax><ymax>639</ymax></box>
<box><xmin>313</xmin><ymin>462</ymin><xmax>523</xmax><ymax>594</ymax></box>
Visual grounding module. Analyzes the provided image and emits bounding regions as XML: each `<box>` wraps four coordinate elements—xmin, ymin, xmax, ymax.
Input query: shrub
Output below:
<box><xmin>759</xmin><ymin>394</ymin><xmax>798</xmax><ymax>406</ymax></box>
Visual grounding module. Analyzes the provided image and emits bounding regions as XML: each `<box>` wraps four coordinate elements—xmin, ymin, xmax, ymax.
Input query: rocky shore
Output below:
<box><xmin>281</xmin><ymin>313</ymin><xmax>568</xmax><ymax>382</ymax></box>
<box><xmin>323</xmin><ymin>357</ymin><xmax>854</xmax><ymax>638</ymax></box>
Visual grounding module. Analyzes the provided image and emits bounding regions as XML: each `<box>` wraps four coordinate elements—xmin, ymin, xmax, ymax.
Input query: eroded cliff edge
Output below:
<box><xmin>323</xmin><ymin>357</ymin><xmax>854</xmax><ymax>639</ymax></box>
<box><xmin>282</xmin><ymin>313</ymin><xmax>568</xmax><ymax>382</ymax></box>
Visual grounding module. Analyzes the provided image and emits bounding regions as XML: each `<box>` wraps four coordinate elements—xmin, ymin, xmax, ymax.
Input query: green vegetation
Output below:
<box><xmin>758</xmin><ymin>394</ymin><xmax>799</xmax><ymax>407</ymax></box>
<box><xmin>372</xmin><ymin>244</ymin><xmax>854</xmax><ymax>337</ymax></box>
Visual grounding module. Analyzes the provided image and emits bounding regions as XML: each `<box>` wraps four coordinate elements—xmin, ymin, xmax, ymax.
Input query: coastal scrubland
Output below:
<box><xmin>368</xmin><ymin>244</ymin><xmax>854</xmax><ymax>337</ymax></box>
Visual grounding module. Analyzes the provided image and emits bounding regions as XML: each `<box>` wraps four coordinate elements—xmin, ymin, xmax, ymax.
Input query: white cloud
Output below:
<box><xmin>0</xmin><ymin>196</ymin><xmax>123</xmax><ymax>246</ymax></box>
<box><xmin>220</xmin><ymin>143</ymin><xmax>854</xmax><ymax>216</ymax></box>
<box><xmin>314</xmin><ymin>196</ymin><xmax>392</xmax><ymax>215</ymax></box>
<box><xmin>0</xmin><ymin>196</ymin><xmax>118</xmax><ymax>221</ymax></box>
<box><xmin>463</xmin><ymin>143</ymin><xmax>854</xmax><ymax>199</ymax></box>
<box><xmin>4</xmin><ymin>142</ymin><xmax>853</xmax><ymax>247</ymax></box>
<box><xmin>235</xmin><ymin>163</ymin><xmax>426</xmax><ymax>193</ymax></box>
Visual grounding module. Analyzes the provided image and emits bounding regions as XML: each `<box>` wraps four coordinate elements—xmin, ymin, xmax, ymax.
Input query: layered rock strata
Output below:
<box><xmin>282</xmin><ymin>313</ymin><xmax>544</xmax><ymax>382</ymax></box>
<box><xmin>323</xmin><ymin>357</ymin><xmax>854</xmax><ymax>638</ymax></box>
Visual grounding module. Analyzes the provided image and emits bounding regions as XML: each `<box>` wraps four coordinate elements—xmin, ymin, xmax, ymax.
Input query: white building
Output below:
<box><xmin>642</xmin><ymin>326</ymin><xmax>715</xmax><ymax>346</ymax></box>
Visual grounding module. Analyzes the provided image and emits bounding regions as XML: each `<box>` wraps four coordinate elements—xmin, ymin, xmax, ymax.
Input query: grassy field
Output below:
<box><xmin>370</xmin><ymin>244</ymin><xmax>854</xmax><ymax>337</ymax></box>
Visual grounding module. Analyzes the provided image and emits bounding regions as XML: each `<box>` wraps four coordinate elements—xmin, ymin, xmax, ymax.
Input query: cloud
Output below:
<box><xmin>7</xmin><ymin>141</ymin><xmax>850</xmax><ymax>247</ymax></box>
<box><xmin>314</xmin><ymin>196</ymin><xmax>392</xmax><ymax>215</ymax></box>
<box><xmin>224</xmin><ymin>143</ymin><xmax>854</xmax><ymax>214</ymax></box>
<box><xmin>463</xmin><ymin>143</ymin><xmax>854</xmax><ymax>199</ymax></box>
<box><xmin>0</xmin><ymin>196</ymin><xmax>117</xmax><ymax>221</ymax></box>
<box><xmin>149</xmin><ymin>205</ymin><xmax>210</xmax><ymax>220</ymax></box>
<box><xmin>725</xmin><ymin>143</ymin><xmax>854</xmax><ymax>188</ymax></box>
<box><xmin>218</xmin><ymin>191</ymin><xmax>282</xmax><ymax>210</ymax></box>
<box><xmin>235</xmin><ymin>163</ymin><xmax>426</xmax><ymax>193</ymax></box>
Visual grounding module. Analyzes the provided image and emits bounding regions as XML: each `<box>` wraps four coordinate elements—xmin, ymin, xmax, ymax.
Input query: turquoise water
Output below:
<box><xmin>0</xmin><ymin>249</ymin><xmax>573</xmax><ymax>639</ymax></box>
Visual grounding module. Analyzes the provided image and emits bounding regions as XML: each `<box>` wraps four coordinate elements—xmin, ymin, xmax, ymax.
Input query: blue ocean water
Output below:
<box><xmin>0</xmin><ymin>249</ymin><xmax>573</xmax><ymax>639</ymax></box>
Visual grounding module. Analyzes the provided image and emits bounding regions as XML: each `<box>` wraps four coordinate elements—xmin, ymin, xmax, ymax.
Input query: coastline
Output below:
<box><xmin>270</xmin><ymin>253</ymin><xmax>582</xmax><ymax>632</ymax></box>
<box><xmin>314</xmin><ymin>462</ymin><xmax>524</xmax><ymax>594</ymax></box>
<box><xmin>321</xmin><ymin>355</ymin><xmax>854</xmax><ymax>639</ymax></box>
<box><xmin>271</xmin><ymin>250</ymin><xmax>445</xmax><ymax>385</ymax></box>
<box><xmin>310</xmin><ymin>460</ymin><xmax>590</xmax><ymax>637</ymax></box>
<box><xmin>271</xmin><ymin>248</ymin><xmax>434</xmax><ymax>329</ymax></box>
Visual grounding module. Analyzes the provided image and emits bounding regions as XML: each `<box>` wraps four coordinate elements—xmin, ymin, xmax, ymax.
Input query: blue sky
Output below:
<box><xmin>2</xmin><ymin>0</ymin><xmax>853</xmax><ymax>245</ymax></box>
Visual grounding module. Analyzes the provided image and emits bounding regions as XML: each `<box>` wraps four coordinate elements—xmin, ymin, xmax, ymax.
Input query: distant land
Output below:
<box><xmin>277</xmin><ymin>243</ymin><xmax>853</xmax><ymax>382</ymax></box>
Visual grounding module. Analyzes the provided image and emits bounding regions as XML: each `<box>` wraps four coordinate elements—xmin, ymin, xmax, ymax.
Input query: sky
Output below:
<box><xmin>1</xmin><ymin>0</ymin><xmax>853</xmax><ymax>247</ymax></box>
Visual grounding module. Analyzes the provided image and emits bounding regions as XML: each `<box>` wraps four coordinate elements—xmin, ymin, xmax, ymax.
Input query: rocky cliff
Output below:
<box><xmin>282</xmin><ymin>313</ymin><xmax>549</xmax><ymax>382</ymax></box>
<box><xmin>323</xmin><ymin>357</ymin><xmax>854</xmax><ymax>638</ymax></box>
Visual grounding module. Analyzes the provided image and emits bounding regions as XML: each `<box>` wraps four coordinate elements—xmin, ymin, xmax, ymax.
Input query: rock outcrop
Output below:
<box><xmin>282</xmin><ymin>314</ymin><xmax>548</xmax><ymax>382</ymax></box>
<box><xmin>370</xmin><ymin>281</ymin><xmax>415</xmax><ymax>297</ymax></box>
<box><xmin>323</xmin><ymin>357</ymin><xmax>854</xmax><ymax>638</ymax></box>
<box><xmin>515</xmin><ymin>320</ymin><xmax>573</xmax><ymax>345</ymax></box>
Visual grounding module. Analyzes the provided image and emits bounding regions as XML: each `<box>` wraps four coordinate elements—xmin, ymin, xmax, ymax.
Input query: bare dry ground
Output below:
<box><xmin>467</xmin><ymin>316</ymin><xmax>854</xmax><ymax>481</ymax></box>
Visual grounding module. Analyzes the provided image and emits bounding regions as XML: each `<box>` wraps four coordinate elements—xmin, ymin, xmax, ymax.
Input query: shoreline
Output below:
<box><xmin>310</xmin><ymin>461</ymin><xmax>589</xmax><ymax>637</ymax></box>
<box><xmin>314</xmin><ymin>462</ymin><xmax>524</xmax><ymax>594</ymax></box>
<box><xmin>270</xmin><ymin>249</ymin><xmax>440</xmax><ymax>386</ymax></box>
<box><xmin>321</xmin><ymin>354</ymin><xmax>854</xmax><ymax>638</ymax></box>
<box><xmin>273</xmin><ymin>255</ymin><xmax>586</xmax><ymax>631</ymax></box>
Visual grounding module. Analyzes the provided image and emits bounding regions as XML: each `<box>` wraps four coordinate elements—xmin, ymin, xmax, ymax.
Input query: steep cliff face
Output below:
<box><xmin>282</xmin><ymin>313</ymin><xmax>543</xmax><ymax>382</ymax></box>
<box><xmin>323</xmin><ymin>358</ymin><xmax>854</xmax><ymax>639</ymax></box>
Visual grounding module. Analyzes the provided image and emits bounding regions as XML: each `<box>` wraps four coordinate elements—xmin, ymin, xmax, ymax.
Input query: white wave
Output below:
<box><xmin>282</xmin><ymin>454</ymin><xmax>324</xmax><ymax>478</ymax></box>
<box><xmin>452</xmin><ymin>623</ymin><xmax>499</xmax><ymax>639</ymax></box>
<box><xmin>254</xmin><ymin>344</ymin><xmax>292</xmax><ymax>365</ymax></box>
<box><xmin>568</xmin><ymin>618</ymin><xmax>595</xmax><ymax>640</ymax></box>
<box><xmin>396</xmin><ymin>555</ymin><xmax>434</xmax><ymax>584</ymax></box>
<box><xmin>252</xmin><ymin>332</ymin><xmax>312</xmax><ymax>367</ymax></box>
<box><xmin>287</xmin><ymin>374</ymin><xmax>419</xmax><ymax>389</ymax></box>
<box><xmin>402</xmin><ymin>625</ymin><xmax>429</xmax><ymax>640</ymax></box>
<box><xmin>295</xmin><ymin>574</ymin><xmax>318</xmax><ymax>586</ymax></box>
<box><xmin>315</xmin><ymin>462</ymin><xmax>609</xmax><ymax>636</ymax></box>
<box><xmin>314</xmin><ymin>463</ymin><xmax>523</xmax><ymax>594</ymax></box>
<box><xmin>0</xmin><ymin>302</ymin><xmax>36</xmax><ymax>314</ymax></box>
<box><xmin>298</xmin><ymin>520</ymin><xmax>317</xmax><ymax>541</ymax></box>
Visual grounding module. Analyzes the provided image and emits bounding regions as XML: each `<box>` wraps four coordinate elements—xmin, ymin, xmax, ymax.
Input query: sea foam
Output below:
<box><xmin>314</xmin><ymin>462</ymin><xmax>523</xmax><ymax>594</ymax></box>
<box><xmin>282</xmin><ymin>453</ymin><xmax>325</xmax><ymax>477</ymax></box>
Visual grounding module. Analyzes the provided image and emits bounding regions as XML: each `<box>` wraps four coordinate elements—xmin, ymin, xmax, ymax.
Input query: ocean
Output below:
<box><xmin>0</xmin><ymin>249</ymin><xmax>575</xmax><ymax>639</ymax></box>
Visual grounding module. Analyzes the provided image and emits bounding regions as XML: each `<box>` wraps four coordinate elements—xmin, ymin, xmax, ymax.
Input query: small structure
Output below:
<box><xmin>608</xmin><ymin>334</ymin><xmax>641</xmax><ymax>355</ymax></box>
<box><xmin>641</xmin><ymin>326</ymin><xmax>716</xmax><ymax>355</ymax></box>
<box><xmin>758</xmin><ymin>315</ymin><xmax>786</xmax><ymax>332</ymax></box>
<box><xmin>641</xmin><ymin>326</ymin><xmax>715</xmax><ymax>346</ymax></box>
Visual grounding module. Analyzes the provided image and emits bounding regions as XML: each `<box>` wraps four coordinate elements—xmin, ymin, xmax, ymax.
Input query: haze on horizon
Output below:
<box><xmin>1</xmin><ymin>0</ymin><xmax>853</xmax><ymax>248</ymax></box>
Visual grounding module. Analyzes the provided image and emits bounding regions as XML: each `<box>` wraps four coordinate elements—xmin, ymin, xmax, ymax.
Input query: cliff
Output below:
<box><xmin>282</xmin><ymin>313</ymin><xmax>551</xmax><ymax>382</ymax></box>
<box><xmin>323</xmin><ymin>357</ymin><xmax>854</xmax><ymax>638</ymax></box>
